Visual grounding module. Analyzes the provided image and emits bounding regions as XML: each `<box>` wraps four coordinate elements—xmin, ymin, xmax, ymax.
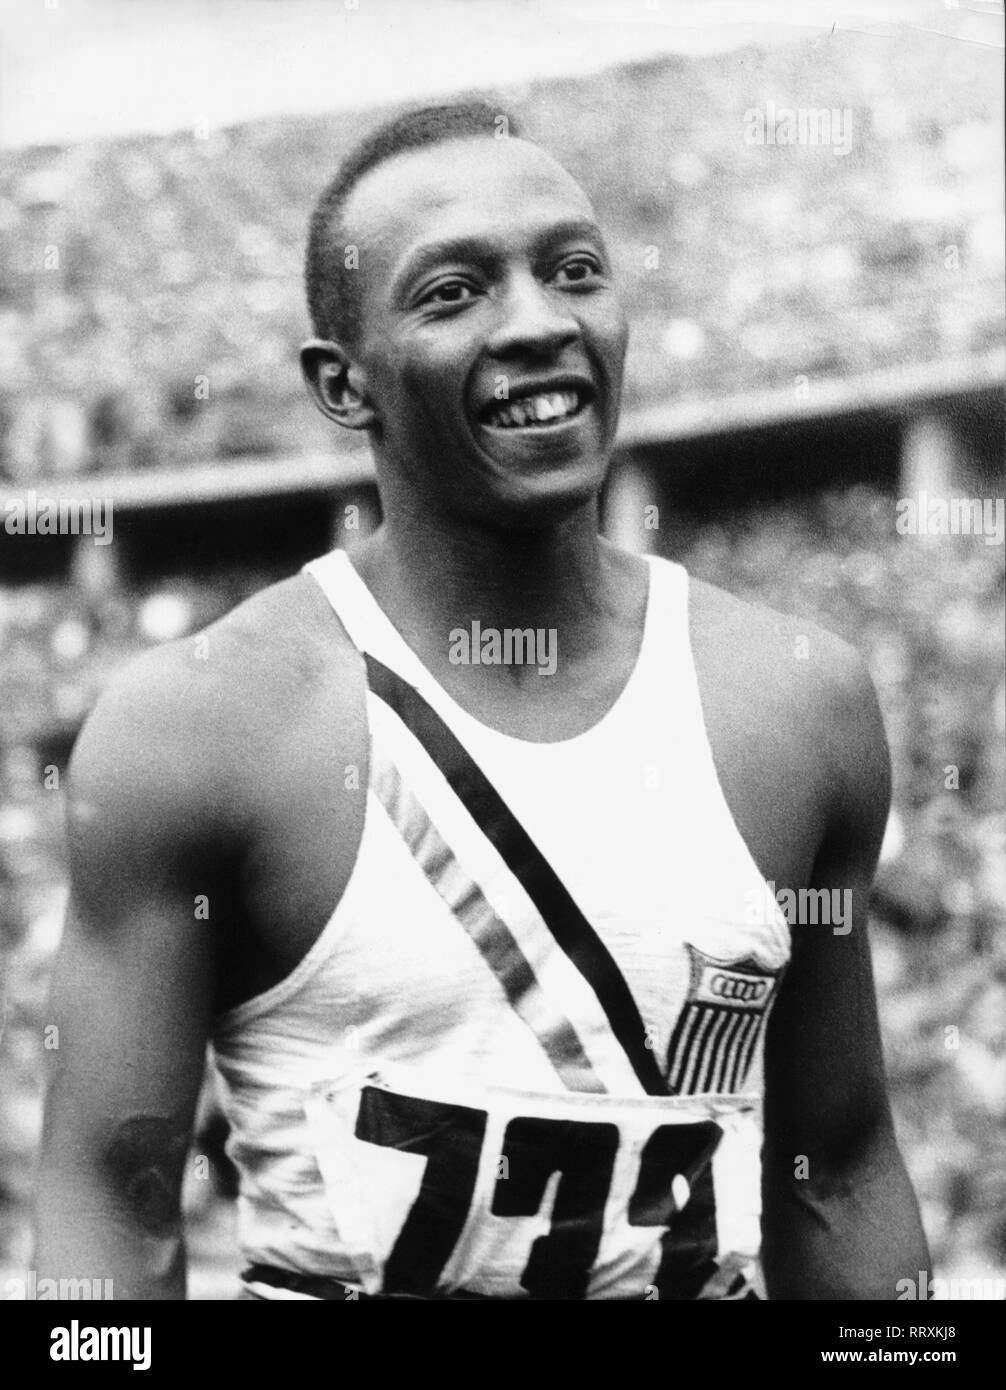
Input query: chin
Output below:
<box><xmin>483</xmin><ymin>457</ymin><xmax>608</xmax><ymax>530</ymax></box>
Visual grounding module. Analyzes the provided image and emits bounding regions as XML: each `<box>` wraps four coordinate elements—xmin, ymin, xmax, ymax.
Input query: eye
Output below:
<box><xmin>418</xmin><ymin>278</ymin><xmax>478</xmax><ymax>307</ymax></box>
<box><xmin>552</xmin><ymin>255</ymin><xmax>602</xmax><ymax>286</ymax></box>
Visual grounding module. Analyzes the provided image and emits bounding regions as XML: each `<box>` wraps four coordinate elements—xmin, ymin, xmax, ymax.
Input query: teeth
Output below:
<box><xmin>488</xmin><ymin>390</ymin><xmax>581</xmax><ymax>428</ymax></box>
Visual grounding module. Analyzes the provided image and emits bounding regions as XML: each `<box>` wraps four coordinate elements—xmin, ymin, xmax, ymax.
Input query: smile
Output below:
<box><xmin>482</xmin><ymin>389</ymin><xmax>587</xmax><ymax>430</ymax></box>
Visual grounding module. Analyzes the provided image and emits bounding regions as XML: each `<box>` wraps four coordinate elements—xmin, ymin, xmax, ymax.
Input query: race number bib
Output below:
<box><xmin>304</xmin><ymin>1064</ymin><xmax>764</xmax><ymax>1299</ymax></box>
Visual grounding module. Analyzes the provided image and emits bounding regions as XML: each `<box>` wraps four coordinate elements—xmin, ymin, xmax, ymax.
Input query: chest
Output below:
<box><xmin>228</xmin><ymin>639</ymin><xmax>825</xmax><ymax>1012</ymax></box>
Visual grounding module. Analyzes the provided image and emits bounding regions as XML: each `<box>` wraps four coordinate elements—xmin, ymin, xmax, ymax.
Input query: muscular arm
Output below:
<box><xmin>760</xmin><ymin>646</ymin><xmax>929</xmax><ymax>1299</ymax></box>
<box><xmin>35</xmin><ymin>649</ymin><xmax>237</xmax><ymax>1299</ymax></box>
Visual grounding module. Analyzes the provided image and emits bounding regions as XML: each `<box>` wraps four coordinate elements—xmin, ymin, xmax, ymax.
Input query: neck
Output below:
<box><xmin>355</xmin><ymin>489</ymin><xmax>628</xmax><ymax>664</ymax></box>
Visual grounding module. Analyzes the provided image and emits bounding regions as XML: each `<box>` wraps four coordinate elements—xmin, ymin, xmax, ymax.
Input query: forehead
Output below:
<box><xmin>341</xmin><ymin>136</ymin><xmax>598</xmax><ymax>270</ymax></box>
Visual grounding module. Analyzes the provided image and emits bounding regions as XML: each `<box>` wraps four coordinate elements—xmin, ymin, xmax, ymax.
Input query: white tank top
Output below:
<box><xmin>211</xmin><ymin>549</ymin><xmax>790</xmax><ymax>1300</ymax></box>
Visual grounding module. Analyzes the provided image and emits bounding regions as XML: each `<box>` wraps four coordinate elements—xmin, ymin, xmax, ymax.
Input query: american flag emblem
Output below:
<box><xmin>665</xmin><ymin>945</ymin><xmax>783</xmax><ymax>1096</ymax></box>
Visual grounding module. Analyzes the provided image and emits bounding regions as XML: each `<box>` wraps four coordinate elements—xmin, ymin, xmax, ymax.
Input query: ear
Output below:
<box><xmin>300</xmin><ymin>339</ymin><xmax>377</xmax><ymax>431</ymax></box>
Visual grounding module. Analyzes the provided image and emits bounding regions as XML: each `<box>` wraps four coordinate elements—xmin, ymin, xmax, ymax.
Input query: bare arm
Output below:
<box><xmin>760</xmin><ymin>649</ymin><xmax>929</xmax><ymax>1299</ymax></box>
<box><xmin>35</xmin><ymin>651</ymin><xmax>235</xmax><ymax>1299</ymax></box>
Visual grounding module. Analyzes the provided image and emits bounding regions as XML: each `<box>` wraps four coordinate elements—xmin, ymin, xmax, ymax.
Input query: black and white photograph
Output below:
<box><xmin>0</xmin><ymin>0</ymin><xmax>1003</xmax><ymax>1360</ymax></box>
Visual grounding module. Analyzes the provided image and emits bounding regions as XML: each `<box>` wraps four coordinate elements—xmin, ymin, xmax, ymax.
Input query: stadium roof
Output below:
<box><xmin>3</xmin><ymin>0</ymin><xmax>993</xmax><ymax>149</ymax></box>
<box><xmin>0</xmin><ymin>16</ymin><xmax>1002</xmax><ymax>482</ymax></box>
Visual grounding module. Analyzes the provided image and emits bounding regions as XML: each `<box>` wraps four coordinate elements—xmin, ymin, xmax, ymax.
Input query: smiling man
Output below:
<box><xmin>36</xmin><ymin>103</ymin><xmax>928</xmax><ymax>1300</ymax></box>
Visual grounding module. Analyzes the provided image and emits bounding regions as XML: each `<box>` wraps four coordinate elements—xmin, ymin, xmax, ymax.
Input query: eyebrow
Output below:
<box><xmin>391</xmin><ymin>218</ymin><xmax>607</xmax><ymax>300</ymax></box>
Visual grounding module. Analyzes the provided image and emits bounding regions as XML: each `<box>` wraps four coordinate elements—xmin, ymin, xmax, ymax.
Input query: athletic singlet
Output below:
<box><xmin>210</xmin><ymin>549</ymin><xmax>791</xmax><ymax>1300</ymax></box>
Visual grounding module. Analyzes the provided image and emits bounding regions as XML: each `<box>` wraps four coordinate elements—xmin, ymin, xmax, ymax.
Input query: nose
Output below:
<box><xmin>487</xmin><ymin>268</ymin><xmax>580</xmax><ymax>360</ymax></box>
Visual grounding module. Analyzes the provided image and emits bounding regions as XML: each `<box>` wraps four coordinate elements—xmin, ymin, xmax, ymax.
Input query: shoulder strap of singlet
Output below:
<box><xmin>303</xmin><ymin>548</ymin><xmax>435</xmax><ymax>692</ymax></box>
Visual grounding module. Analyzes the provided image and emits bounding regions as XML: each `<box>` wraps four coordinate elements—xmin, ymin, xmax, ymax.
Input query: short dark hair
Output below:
<box><xmin>304</xmin><ymin>101</ymin><xmax>522</xmax><ymax>344</ymax></box>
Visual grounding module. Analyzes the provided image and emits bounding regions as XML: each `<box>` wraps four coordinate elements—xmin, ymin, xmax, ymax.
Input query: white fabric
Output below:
<box><xmin>211</xmin><ymin>548</ymin><xmax>790</xmax><ymax>1298</ymax></box>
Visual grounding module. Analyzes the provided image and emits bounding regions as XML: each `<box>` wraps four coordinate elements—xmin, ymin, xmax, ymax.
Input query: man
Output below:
<box><xmin>36</xmin><ymin>103</ymin><xmax>928</xmax><ymax>1299</ymax></box>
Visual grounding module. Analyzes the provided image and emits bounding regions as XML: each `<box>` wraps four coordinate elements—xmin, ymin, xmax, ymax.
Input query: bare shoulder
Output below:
<box><xmin>688</xmin><ymin>573</ymin><xmax>882</xmax><ymax>737</ymax></box>
<box><xmin>67</xmin><ymin>572</ymin><xmax>358</xmax><ymax>866</ymax></box>
<box><xmin>685</xmin><ymin>572</ymin><xmax>890</xmax><ymax>853</ymax></box>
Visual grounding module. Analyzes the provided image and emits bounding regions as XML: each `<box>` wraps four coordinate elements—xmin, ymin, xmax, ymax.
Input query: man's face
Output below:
<box><xmin>340</xmin><ymin>134</ymin><xmax>629</xmax><ymax>526</ymax></box>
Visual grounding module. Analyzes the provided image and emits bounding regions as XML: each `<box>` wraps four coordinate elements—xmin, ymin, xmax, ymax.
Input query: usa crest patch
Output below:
<box><xmin>666</xmin><ymin>945</ymin><xmax>783</xmax><ymax>1095</ymax></box>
